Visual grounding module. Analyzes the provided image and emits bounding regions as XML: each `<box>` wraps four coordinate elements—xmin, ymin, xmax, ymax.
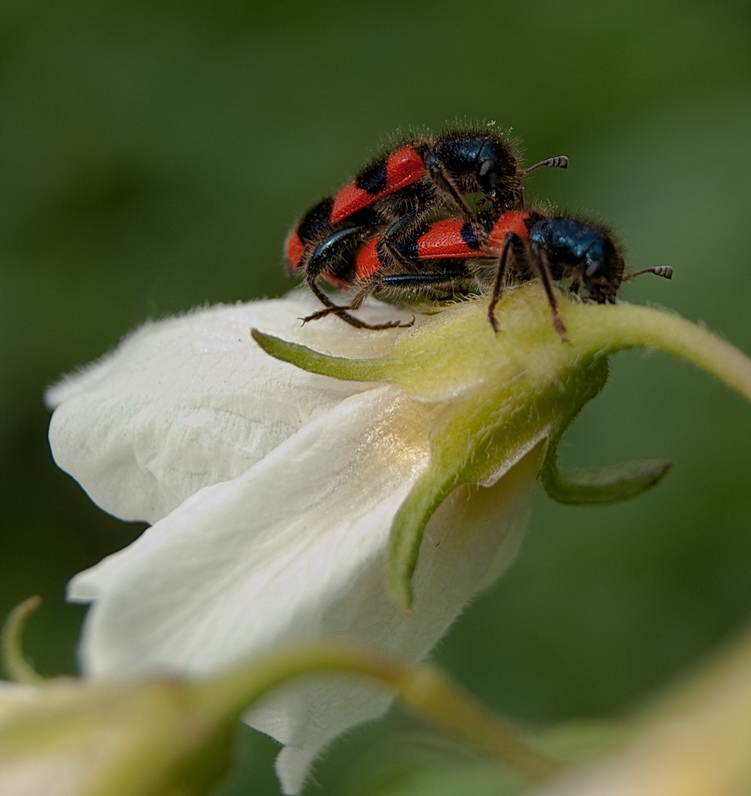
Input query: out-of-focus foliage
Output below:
<box><xmin>2</xmin><ymin>0</ymin><xmax>750</xmax><ymax>793</ymax></box>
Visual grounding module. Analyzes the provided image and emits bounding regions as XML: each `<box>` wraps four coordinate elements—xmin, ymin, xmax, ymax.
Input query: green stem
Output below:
<box><xmin>570</xmin><ymin>302</ymin><xmax>751</xmax><ymax>403</ymax></box>
<box><xmin>194</xmin><ymin>642</ymin><xmax>560</xmax><ymax>783</ymax></box>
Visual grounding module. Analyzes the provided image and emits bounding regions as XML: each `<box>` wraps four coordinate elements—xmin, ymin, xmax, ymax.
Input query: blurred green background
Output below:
<box><xmin>2</xmin><ymin>0</ymin><xmax>751</xmax><ymax>793</ymax></box>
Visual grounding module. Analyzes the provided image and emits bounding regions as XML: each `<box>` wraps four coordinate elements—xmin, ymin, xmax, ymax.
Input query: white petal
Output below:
<box><xmin>47</xmin><ymin>294</ymin><xmax>410</xmax><ymax>523</ymax></box>
<box><xmin>56</xmin><ymin>295</ymin><xmax>541</xmax><ymax>793</ymax></box>
<box><xmin>267</xmin><ymin>449</ymin><xmax>540</xmax><ymax>795</ymax></box>
<box><xmin>0</xmin><ymin>682</ymin><xmax>93</xmax><ymax>796</ymax></box>
<box><xmin>0</xmin><ymin>682</ymin><xmax>42</xmax><ymax>729</ymax></box>
<box><xmin>69</xmin><ymin>379</ymin><xmax>538</xmax><ymax>794</ymax></box>
<box><xmin>68</xmin><ymin>384</ymin><xmax>430</xmax><ymax>670</ymax></box>
<box><xmin>0</xmin><ymin>752</ymin><xmax>95</xmax><ymax>796</ymax></box>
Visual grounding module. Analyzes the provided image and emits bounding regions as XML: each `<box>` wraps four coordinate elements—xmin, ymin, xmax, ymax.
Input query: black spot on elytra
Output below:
<box><xmin>297</xmin><ymin>197</ymin><xmax>335</xmax><ymax>243</ymax></box>
<box><xmin>356</xmin><ymin>157</ymin><xmax>388</xmax><ymax>194</ymax></box>
<box><xmin>391</xmin><ymin>219</ymin><xmax>431</xmax><ymax>261</ymax></box>
<box><xmin>460</xmin><ymin>222</ymin><xmax>481</xmax><ymax>250</ymax></box>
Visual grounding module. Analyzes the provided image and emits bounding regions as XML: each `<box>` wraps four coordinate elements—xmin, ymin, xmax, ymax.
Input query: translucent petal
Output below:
<box><xmin>67</xmin><ymin>375</ymin><xmax>538</xmax><ymax>794</ymax></box>
<box><xmin>47</xmin><ymin>294</ymin><xmax>408</xmax><ymax>523</ymax></box>
<box><xmin>56</xmin><ymin>296</ymin><xmax>540</xmax><ymax>794</ymax></box>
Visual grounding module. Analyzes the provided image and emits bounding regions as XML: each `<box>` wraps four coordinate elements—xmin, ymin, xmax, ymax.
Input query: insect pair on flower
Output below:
<box><xmin>47</xmin><ymin>124</ymin><xmax>751</xmax><ymax>796</ymax></box>
<box><xmin>284</xmin><ymin>127</ymin><xmax>671</xmax><ymax>339</ymax></box>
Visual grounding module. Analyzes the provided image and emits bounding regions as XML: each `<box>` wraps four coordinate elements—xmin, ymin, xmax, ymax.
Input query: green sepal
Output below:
<box><xmin>250</xmin><ymin>328</ymin><xmax>390</xmax><ymax>382</ymax></box>
<box><xmin>542</xmin><ymin>455</ymin><xmax>672</xmax><ymax>505</ymax></box>
<box><xmin>254</xmin><ymin>287</ymin><xmax>751</xmax><ymax>609</ymax></box>
<box><xmin>388</xmin><ymin>359</ymin><xmax>611</xmax><ymax>608</ymax></box>
<box><xmin>540</xmin><ymin>388</ymin><xmax>672</xmax><ymax>505</ymax></box>
<box><xmin>1</xmin><ymin>596</ymin><xmax>44</xmax><ymax>684</ymax></box>
<box><xmin>388</xmin><ymin>469</ymin><xmax>459</xmax><ymax>611</ymax></box>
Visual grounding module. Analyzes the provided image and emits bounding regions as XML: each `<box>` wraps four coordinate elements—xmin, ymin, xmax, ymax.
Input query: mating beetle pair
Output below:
<box><xmin>284</xmin><ymin>128</ymin><xmax>671</xmax><ymax>338</ymax></box>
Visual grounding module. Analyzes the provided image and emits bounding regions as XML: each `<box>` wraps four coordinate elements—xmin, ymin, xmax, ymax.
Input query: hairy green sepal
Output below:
<box><xmin>253</xmin><ymin>285</ymin><xmax>751</xmax><ymax>607</ymax></box>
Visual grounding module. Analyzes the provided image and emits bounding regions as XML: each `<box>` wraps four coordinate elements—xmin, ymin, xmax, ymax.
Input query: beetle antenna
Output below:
<box><xmin>623</xmin><ymin>266</ymin><xmax>673</xmax><ymax>282</ymax></box>
<box><xmin>520</xmin><ymin>155</ymin><xmax>569</xmax><ymax>176</ymax></box>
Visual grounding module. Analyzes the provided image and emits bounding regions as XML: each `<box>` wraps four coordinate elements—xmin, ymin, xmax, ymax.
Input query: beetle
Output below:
<box><xmin>300</xmin><ymin>208</ymin><xmax>672</xmax><ymax>338</ymax></box>
<box><xmin>285</xmin><ymin>128</ymin><xmax>567</xmax><ymax>327</ymax></box>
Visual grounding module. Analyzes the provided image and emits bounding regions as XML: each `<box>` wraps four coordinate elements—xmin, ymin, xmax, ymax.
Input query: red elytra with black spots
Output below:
<box><xmin>284</xmin><ymin>128</ymin><xmax>568</xmax><ymax>275</ymax></box>
<box><xmin>350</xmin><ymin>209</ymin><xmax>626</xmax><ymax>304</ymax></box>
<box><xmin>301</xmin><ymin>206</ymin><xmax>671</xmax><ymax>337</ymax></box>
<box><xmin>283</xmin><ymin>128</ymin><xmax>569</xmax><ymax>330</ymax></box>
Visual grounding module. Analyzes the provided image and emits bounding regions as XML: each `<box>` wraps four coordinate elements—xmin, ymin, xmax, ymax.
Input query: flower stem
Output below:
<box><xmin>194</xmin><ymin>642</ymin><xmax>560</xmax><ymax>783</ymax></box>
<box><xmin>567</xmin><ymin>301</ymin><xmax>751</xmax><ymax>403</ymax></box>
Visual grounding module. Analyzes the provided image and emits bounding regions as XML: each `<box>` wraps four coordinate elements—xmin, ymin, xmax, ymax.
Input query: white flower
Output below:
<box><xmin>0</xmin><ymin>675</ymin><xmax>231</xmax><ymax>796</ymax></box>
<box><xmin>45</xmin><ymin>281</ymin><xmax>751</xmax><ymax>794</ymax></box>
<box><xmin>48</xmin><ymin>293</ymin><xmax>543</xmax><ymax>794</ymax></box>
